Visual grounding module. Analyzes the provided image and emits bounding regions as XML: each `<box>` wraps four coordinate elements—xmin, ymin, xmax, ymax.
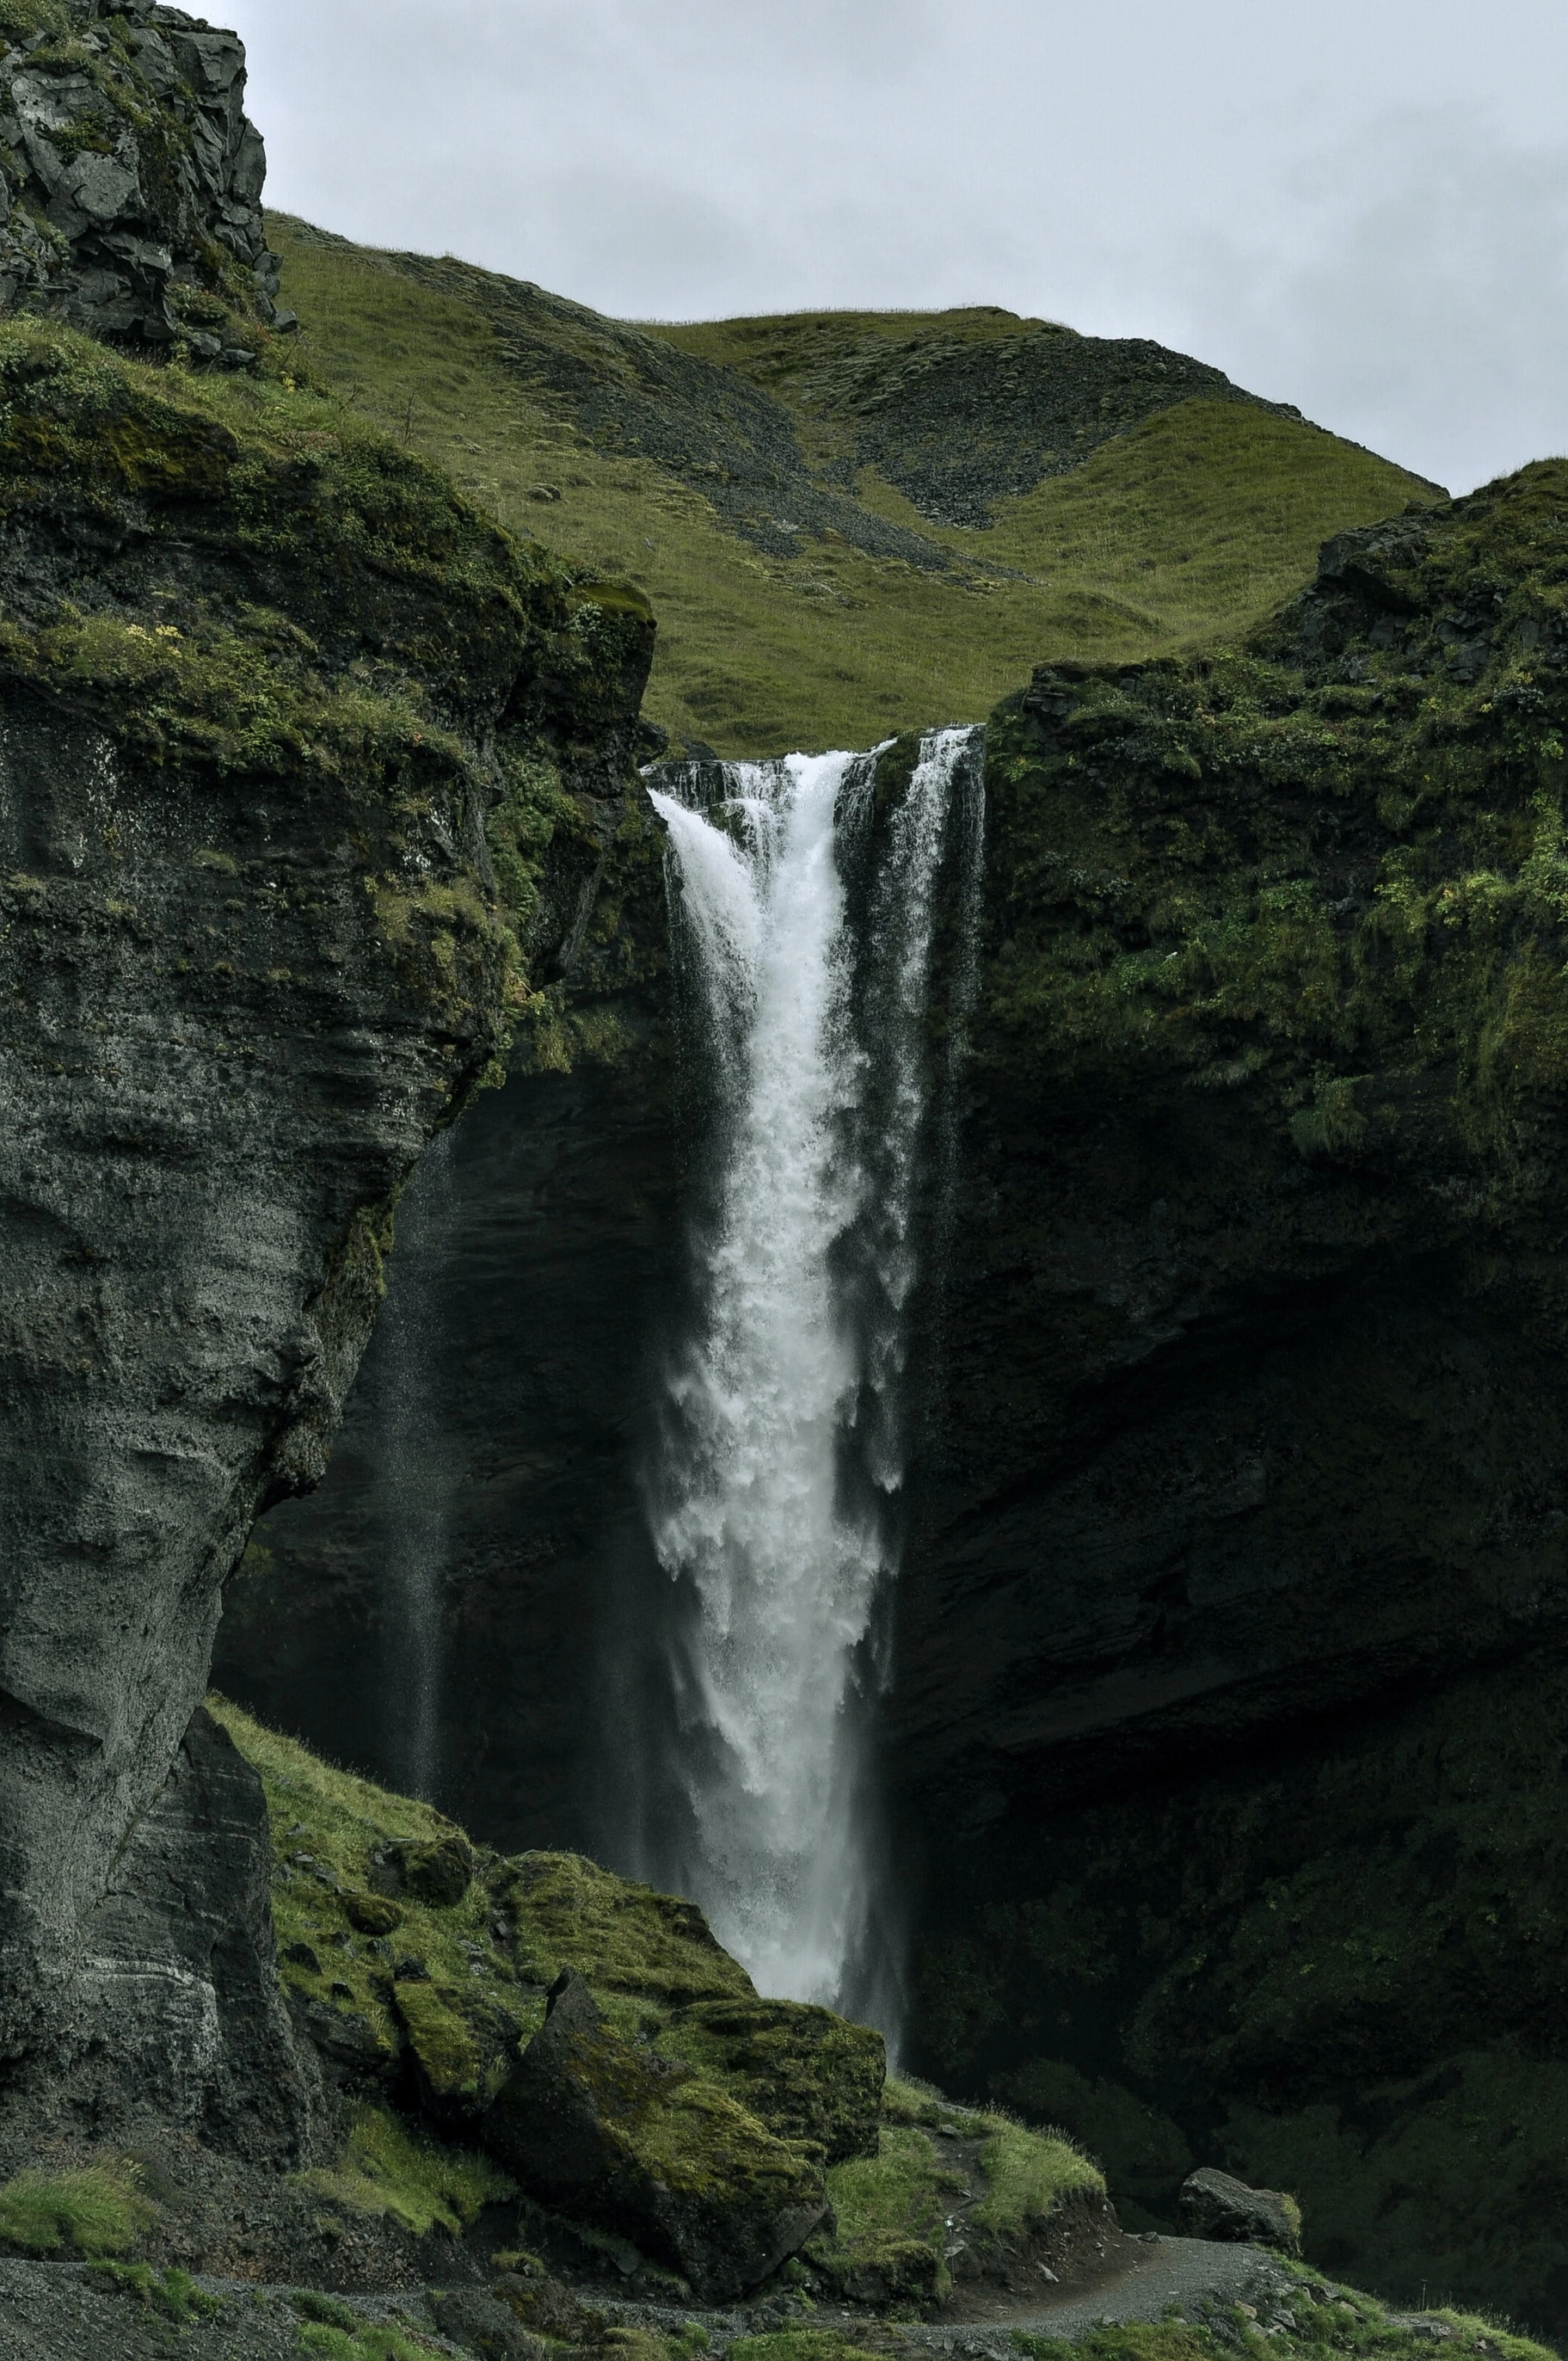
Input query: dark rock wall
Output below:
<box><xmin>0</xmin><ymin>305</ymin><xmax>652</xmax><ymax>2141</ymax></box>
<box><xmin>897</xmin><ymin>464</ymin><xmax>1568</xmax><ymax>2321</ymax></box>
<box><xmin>214</xmin><ymin>1041</ymin><xmax>682</xmax><ymax>1852</ymax></box>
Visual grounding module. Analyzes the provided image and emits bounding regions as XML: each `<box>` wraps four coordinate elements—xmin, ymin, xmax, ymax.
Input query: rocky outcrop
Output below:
<box><xmin>483</xmin><ymin>1970</ymin><xmax>829</xmax><ymax>2299</ymax></box>
<box><xmin>0</xmin><ymin>310</ymin><xmax>653</xmax><ymax>2139</ymax></box>
<box><xmin>898</xmin><ymin>461</ymin><xmax>1568</xmax><ymax>2321</ymax></box>
<box><xmin>0</xmin><ymin>0</ymin><xmax>279</xmax><ymax>352</ymax></box>
<box><xmin>1178</xmin><ymin>2170</ymin><xmax>1301</xmax><ymax>2257</ymax></box>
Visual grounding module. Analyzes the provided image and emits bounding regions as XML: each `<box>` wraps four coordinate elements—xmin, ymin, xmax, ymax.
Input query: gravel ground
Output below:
<box><xmin>0</xmin><ymin>2237</ymin><xmax>1294</xmax><ymax>2359</ymax></box>
<box><xmin>905</xmin><ymin>2236</ymin><xmax>1296</xmax><ymax>2351</ymax></box>
<box><xmin>0</xmin><ymin>2260</ymin><xmax>479</xmax><ymax>2361</ymax></box>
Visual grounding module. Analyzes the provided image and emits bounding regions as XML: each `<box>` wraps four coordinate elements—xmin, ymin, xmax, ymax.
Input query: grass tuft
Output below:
<box><xmin>298</xmin><ymin>2102</ymin><xmax>513</xmax><ymax>2237</ymax></box>
<box><xmin>0</xmin><ymin>2164</ymin><xmax>157</xmax><ymax>2258</ymax></box>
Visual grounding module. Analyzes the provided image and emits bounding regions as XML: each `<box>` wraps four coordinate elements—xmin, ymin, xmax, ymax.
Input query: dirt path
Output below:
<box><xmin>906</xmin><ymin>2234</ymin><xmax>1295</xmax><ymax>2349</ymax></box>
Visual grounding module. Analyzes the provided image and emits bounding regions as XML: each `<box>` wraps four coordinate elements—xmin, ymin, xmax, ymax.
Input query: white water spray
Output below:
<box><xmin>376</xmin><ymin>1127</ymin><xmax>458</xmax><ymax>1803</ymax></box>
<box><xmin>644</xmin><ymin>728</ymin><xmax>982</xmax><ymax>2007</ymax></box>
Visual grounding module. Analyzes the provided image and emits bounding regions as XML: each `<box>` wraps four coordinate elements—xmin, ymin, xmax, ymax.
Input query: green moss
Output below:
<box><xmin>208</xmin><ymin>1694</ymin><xmax>526</xmax><ymax>2065</ymax></box>
<box><xmin>0</xmin><ymin>2164</ymin><xmax>157</xmax><ymax>2257</ymax></box>
<box><xmin>298</xmin><ymin>2103</ymin><xmax>513</xmax><ymax>2237</ymax></box>
<box><xmin>1010</xmin><ymin>2282</ymin><xmax>1560</xmax><ymax>2361</ymax></box>
<box><xmin>657</xmin><ymin>1997</ymin><xmax>884</xmax><ymax>2160</ymax></box>
<box><xmin>490</xmin><ymin>1848</ymin><xmax>753</xmax><ymax>2005</ymax></box>
<box><xmin>293</xmin><ymin>2309</ymin><xmax>437</xmax><ymax>2361</ymax></box>
<box><xmin>731</xmin><ymin>2335</ymin><xmax>886</xmax><ymax>2361</ymax></box>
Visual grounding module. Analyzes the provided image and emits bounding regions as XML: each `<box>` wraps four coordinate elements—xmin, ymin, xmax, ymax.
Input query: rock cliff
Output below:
<box><xmin>899</xmin><ymin>462</ymin><xmax>1568</xmax><ymax>2321</ymax></box>
<box><xmin>0</xmin><ymin>0</ymin><xmax>278</xmax><ymax>351</ymax></box>
<box><xmin>0</xmin><ymin>310</ymin><xmax>653</xmax><ymax>2147</ymax></box>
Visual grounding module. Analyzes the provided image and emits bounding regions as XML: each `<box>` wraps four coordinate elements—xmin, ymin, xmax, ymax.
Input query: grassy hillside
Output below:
<box><xmin>267</xmin><ymin>215</ymin><xmax>1441</xmax><ymax>756</ymax></box>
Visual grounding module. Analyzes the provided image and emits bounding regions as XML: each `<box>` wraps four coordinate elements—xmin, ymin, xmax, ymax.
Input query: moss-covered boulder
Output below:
<box><xmin>483</xmin><ymin>1969</ymin><xmax>829</xmax><ymax>2298</ymax></box>
<box><xmin>658</xmin><ymin>1997</ymin><xmax>884</xmax><ymax>2162</ymax></box>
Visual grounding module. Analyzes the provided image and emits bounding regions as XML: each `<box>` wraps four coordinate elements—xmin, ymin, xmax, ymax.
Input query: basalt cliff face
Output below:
<box><xmin>0</xmin><ymin>314</ymin><xmax>653</xmax><ymax>2151</ymax></box>
<box><xmin>224</xmin><ymin>464</ymin><xmax>1568</xmax><ymax>2322</ymax></box>
<box><xmin>895</xmin><ymin>465</ymin><xmax>1568</xmax><ymax>2320</ymax></box>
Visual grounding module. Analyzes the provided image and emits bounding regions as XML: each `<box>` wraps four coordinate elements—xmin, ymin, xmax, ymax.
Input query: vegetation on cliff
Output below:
<box><xmin>0</xmin><ymin>311</ymin><xmax>658</xmax><ymax>1077</ymax></box>
<box><xmin>200</xmin><ymin>1697</ymin><xmax>1101</xmax><ymax>2312</ymax></box>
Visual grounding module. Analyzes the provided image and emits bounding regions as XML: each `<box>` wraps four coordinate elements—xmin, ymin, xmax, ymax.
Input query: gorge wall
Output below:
<box><xmin>223</xmin><ymin>464</ymin><xmax>1568</xmax><ymax>2325</ymax></box>
<box><xmin>0</xmin><ymin>295</ymin><xmax>655</xmax><ymax>2150</ymax></box>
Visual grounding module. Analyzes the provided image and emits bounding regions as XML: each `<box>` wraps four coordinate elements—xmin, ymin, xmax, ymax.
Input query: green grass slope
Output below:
<box><xmin>266</xmin><ymin>217</ymin><xmax>1440</xmax><ymax>757</ymax></box>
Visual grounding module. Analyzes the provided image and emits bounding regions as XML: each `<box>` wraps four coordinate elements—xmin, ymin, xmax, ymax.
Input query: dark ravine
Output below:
<box><xmin>228</xmin><ymin>467</ymin><xmax>1568</xmax><ymax>2327</ymax></box>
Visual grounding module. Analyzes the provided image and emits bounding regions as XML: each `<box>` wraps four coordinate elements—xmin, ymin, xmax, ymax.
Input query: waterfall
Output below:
<box><xmin>375</xmin><ymin>1127</ymin><xmax>458</xmax><ymax>1804</ymax></box>
<box><xmin>642</xmin><ymin>726</ymin><xmax>983</xmax><ymax>2012</ymax></box>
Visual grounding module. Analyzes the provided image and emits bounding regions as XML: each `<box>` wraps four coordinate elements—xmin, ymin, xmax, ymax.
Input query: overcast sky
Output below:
<box><xmin>228</xmin><ymin>1</ymin><xmax>1568</xmax><ymax>496</ymax></box>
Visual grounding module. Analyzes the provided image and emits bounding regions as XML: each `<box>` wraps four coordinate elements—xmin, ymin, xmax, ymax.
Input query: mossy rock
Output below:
<box><xmin>390</xmin><ymin>1976</ymin><xmax>515</xmax><ymax>2125</ymax></box>
<box><xmin>492</xmin><ymin>1850</ymin><xmax>755</xmax><ymax>2005</ymax></box>
<box><xmin>483</xmin><ymin>1971</ymin><xmax>827</xmax><ymax>2300</ymax></box>
<box><xmin>658</xmin><ymin>1997</ymin><xmax>884</xmax><ymax>2161</ymax></box>
<box><xmin>374</xmin><ymin>1835</ymin><xmax>475</xmax><ymax>1908</ymax></box>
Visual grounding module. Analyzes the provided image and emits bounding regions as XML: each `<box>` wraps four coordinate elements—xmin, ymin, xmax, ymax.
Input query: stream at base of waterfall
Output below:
<box><xmin>640</xmin><ymin>727</ymin><xmax>984</xmax><ymax>2020</ymax></box>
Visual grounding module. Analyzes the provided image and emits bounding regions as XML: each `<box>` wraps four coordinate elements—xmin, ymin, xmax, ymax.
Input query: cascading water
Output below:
<box><xmin>639</xmin><ymin>727</ymin><xmax>984</xmax><ymax>2015</ymax></box>
<box><xmin>373</xmin><ymin>1126</ymin><xmax>458</xmax><ymax>1804</ymax></box>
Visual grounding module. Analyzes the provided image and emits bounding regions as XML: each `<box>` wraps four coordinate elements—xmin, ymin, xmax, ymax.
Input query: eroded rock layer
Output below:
<box><xmin>0</xmin><ymin>317</ymin><xmax>652</xmax><ymax>2140</ymax></box>
<box><xmin>0</xmin><ymin>0</ymin><xmax>277</xmax><ymax>351</ymax></box>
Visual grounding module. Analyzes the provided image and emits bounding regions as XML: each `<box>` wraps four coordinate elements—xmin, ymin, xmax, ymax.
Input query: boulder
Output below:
<box><xmin>482</xmin><ymin>1970</ymin><xmax>828</xmax><ymax>2299</ymax></box>
<box><xmin>1179</xmin><ymin>2167</ymin><xmax>1301</xmax><ymax>2256</ymax></box>
<box><xmin>660</xmin><ymin>1995</ymin><xmax>885</xmax><ymax>2161</ymax></box>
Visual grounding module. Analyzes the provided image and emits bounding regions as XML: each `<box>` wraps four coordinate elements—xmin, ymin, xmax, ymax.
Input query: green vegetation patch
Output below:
<box><xmin>731</xmin><ymin>2334</ymin><xmax>886</xmax><ymax>2361</ymax></box>
<box><xmin>89</xmin><ymin>2261</ymin><xmax>223</xmax><ymax>2321</ymax></box>
<box><xmin>299</xmin><ymin>2102</ymin><xmax>513</xmax><ymax>2237</ymax></box>
<box><xmin>805</xmin><ymin>2076</ymin><xmax>1101</xmax><ymax>2307</ymax></box>
<box><xmin>0</xmin><ymin>2163</ymin><xmax>157</xmax><ymax>2257</ymax></box>
<box><xmin>972</xmin><ymin>2112</ymin><xmax>1104</xmax><ymax>2234</ymax></box>
<box><xmin>491</xmin><ymin>1848</ymin><xmax>755</xmax><ymax>2005</ymax></box>
<box><xmin>976</xmin><ymin>460</ymin><xmax>1568</xmax><ymax>1152</ymax></box>
<box><xmin>658</xmin><ymin>1996</ymin><xmax>884</xmax><ymax>2159</ymax></box>
<box><xmin>292</xmin><ymin>2285</ymin><xmax>440</xmax><ymax>2361</ymax></box>
<box><xmin>1010</xmin><ymin>2281</ymin><xmax>1559</xmax><ymax>2361</ymax></box>
<box><xmin>267</xmin><ymin>216</ymin><xmax>1435</xmax><ymax>757</ymax></box>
